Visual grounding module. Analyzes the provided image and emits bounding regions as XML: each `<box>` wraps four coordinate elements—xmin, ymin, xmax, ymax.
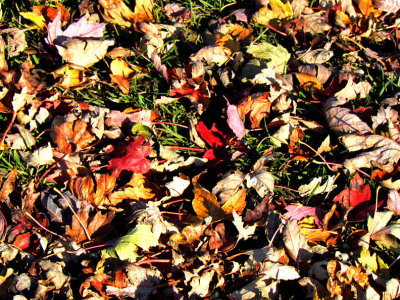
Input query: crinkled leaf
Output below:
<box><xmin>340</xmin><ymin>134</ymin><xmax>400</xmax><ymax>173</ymax></box>
<box><xmin>247</xmin><ymin>42</ymin><xmax>290</xmax><ymax>74</ymax></box>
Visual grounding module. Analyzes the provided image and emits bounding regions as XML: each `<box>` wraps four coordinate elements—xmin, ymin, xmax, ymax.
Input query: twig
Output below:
<box><xmin>35</xmin><ymin>154</ymin><xmax>67</xmax><ymax>189</ymax></box>
<box><xmin>0</xmin><ymin>111</ymin><xmax>16</xmax><ymax>150</ymax></box>
<box><xmin>25</xmin><ymin>211</ymin><xmax>67</xmax><ymax>242</ymax></box>
<box><xmin>53</xmin><ymin>187</ymin><xmax>91</xmax><ymax>241</ymax></box>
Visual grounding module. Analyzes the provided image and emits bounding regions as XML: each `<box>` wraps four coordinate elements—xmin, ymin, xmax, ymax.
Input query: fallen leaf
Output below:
<box><xmin>108</xmin><ymin>173</ymin><xmax>156</xmax><ymax>205</ymax></box>
<box><xmin>192</xmin><ymin>185</ymin><xmax>225</xmax><ymax>221</ymax></box>
<box><xmin>298</xmin><ymin>176</ymin><xmax>337</xmax><ymax>196</ymax></box>
<box><xmin>0</xmin><ymin>28</ymin><xmax>27</xmax><ymax>57</ymax></box>
<box><xmin>333</xmin><ymin>173</ymin><xmax>376</xmax><ymax>222</ymax></box>
<box><xmin>238</xmin><ymin>92</ymin><xmax>272</xmax><ymax>129</ymax></box>
<box><xmin>283</xmin><ymin>220</ymin><xmax>313</xmax><ymax>262</ymax></box>
<box><xmin>107</xmin><ymin>135</ymin><xmax>151</xmax><ymax>176</ymax></box>
<box><xmin>51</xmin><ymin>117</ymin><xmax>96</xmax><ymax>154</ymax></box>
<box><xmin>103</xmin><ymin>224</ymin><xmax>159</xmax><ymax>262</ymax></box>
<box><xmin>387</xmin><ymin>190</ymin><xmax>400</xmax><ymax>216</ymax></box>
<box><xmin>21</xmin><ymin>143</ymin><xmax>55</xmax><ymax>167</ymax></box>
<box><xmin>99</xmin><ymin>0</ymin><xmax>154</xmax><ymax>31</ymax></box>
<box><xmin>46</xmin><ymin>12</ymin><xmax>114</xmax><ymax>67</ymax></box>
<box><xmin>245</xmin><ymin>156</ymin><xmax>275</xmax><ymax>197</ymax></box>
<box><xmin>340</xmin><ymin>134</ymin><xmax>400</xmax><ymax>173</ymax></box>
<box><xmin>247</xmin><ymin>42</ymin><xmax>290</xmax><ymax>74</ymax></box>
<box><xmin>252</xmin><ymin>0</ymin><xmax>293</xmax><ymax>28</ymax></box>
<box><xmin>0</xmin><ymin>168</ymin><xmax>17</xmax><ymax>202</ymax></box>
<box><xmin>226</xmin><ymin>100</ymin><xmax>246</xmax><ymax>140</ymax></box>
<box><xmin>232</xmin><ymin>210</ymin><xmax>256</xmax><ymax>242</ymax></box>
<box><xmin>66</xmin><ymin>209</ymin><xmax>115</xmax><ymax>244</ymax></box>
<box><xmin>259</xmin><ymin>261</ymin><xmax>300</xmax><ymax>280</ymax></box>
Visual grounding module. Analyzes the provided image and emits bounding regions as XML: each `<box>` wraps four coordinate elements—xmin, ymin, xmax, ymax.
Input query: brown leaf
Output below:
<box><xmin>0</xmin><ymin>168</ymin><xmax>17</xmax><ymax>203</ymax></box>
<box><xmin>21</xmin><ymin>179</ymin><xmax>40</xmax><ymax>214</ymax></box>
<box><xmin>238</xmin><ymin>92</ymin><xmax>272</xmax><ymax>128</ymax></box>
<box><xmin>66</xmin><ymin>209</ymin><xmax>114</xmax><ymax>244</ymax></box>
<box><xmin>325</xmin><ymin>106</ymin><xmax>372</xmax><ymax>136</ymax></box>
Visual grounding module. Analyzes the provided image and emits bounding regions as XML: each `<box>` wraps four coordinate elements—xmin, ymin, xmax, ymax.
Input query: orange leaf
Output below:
<box><xmin>192</xmin><ymin>185</ymin><xmax>225</xmax><ymax>221</ymax></box>
<box><xmin>295</xmin><ymin>72</ymin><xmax>323</xmax><ymax>96</ymax></box>
<box><xmin>358</xmin><ymin>0</ymin><xmax>381</xmax><ymax>18</ymax></box>
<box><xmin>51</xmin><ymin>119</ymin><xmax>96</xmax><ymax>154</ymax></box>
<box><xmin>33</xmin><ymin>3</ymin><xmax>70</xmax><ymax>23</ymax></box>
<box><xmin>0</xmin><ymin>168</ymin><xmax>17</xmax><ymax>203</ymax></box>
<box><xmin>237</xmin><ymin>92</ymin><xmax>272</xmax><ymax>128</ymax></box>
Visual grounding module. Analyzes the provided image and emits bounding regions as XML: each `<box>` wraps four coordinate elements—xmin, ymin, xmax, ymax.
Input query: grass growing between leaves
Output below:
<box><xmin>2</xmin><ymin>0</ymin><xmax>400</xmax><ymax>299</ymax></box>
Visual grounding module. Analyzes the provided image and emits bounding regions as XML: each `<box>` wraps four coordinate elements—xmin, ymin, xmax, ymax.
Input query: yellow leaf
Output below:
<box><xmin>99</xmin><ymin>0</ymin><xmax>154</xmax><ymax>31</ymax></box>
<box><xmin>252</xmin><ymin>0</ymin><xmax>293</xmax><ymax>28</ymax></box>
<box><xmin>107</xmin><ymin>173</ymin><xmax>155</xmax><ymax>206</ymax></box>
<box><xmin>53</xmin><ymin>65</ymin><xmax>86</xmax><ymax>89</ymax></box>
<box><xmin>221</xmin><ymin>188</ymin><xmax>246</xmax><ymax>215</ymax></box>
<box><xmin>358</xmin><ymin>248</ymin><xmax>389</xmax><ymax>279</ymax></box>
<box><xmin>19</xmin><ymin>12</ymin><xmax>46</xmax><ymax>28</ymax></box>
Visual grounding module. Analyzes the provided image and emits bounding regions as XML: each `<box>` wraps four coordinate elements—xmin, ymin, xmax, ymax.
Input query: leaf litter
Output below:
<box><xmin>1</xmin><ymin>0</ymin><xmax>400</xmax><ymax>298</ymax></box>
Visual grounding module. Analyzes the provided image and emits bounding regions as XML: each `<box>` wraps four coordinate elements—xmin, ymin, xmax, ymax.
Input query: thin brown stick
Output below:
<box><xmin>0</xmin><ymin>111</ymin><xmax>16</xmax><ymax>150</ymax></box>
<box><xmin>25</xmin><ymin>211</ymin><xmax>67</xmax><ymax>241</ymax></box>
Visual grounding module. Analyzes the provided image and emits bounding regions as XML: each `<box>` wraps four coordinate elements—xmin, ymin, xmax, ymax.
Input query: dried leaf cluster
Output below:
<box><xmin>0</xmin><ymin>0</ymin><xmax>400</xmax><ymax>299</ymax></box>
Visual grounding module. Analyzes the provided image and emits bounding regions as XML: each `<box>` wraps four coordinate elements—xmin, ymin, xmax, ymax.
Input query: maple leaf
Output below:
<box><xmin>238</xmin><ymin>92</ymin><xmax>272</xmax><ymax>129</ymax></box>
<box><xmin>66</xmin><ymin>209</ymin><xmax>115</xmax><ymax>244</ymax></box>
<box><xmin>387</xmin><ymin>190</ymin><xmax>400</xmax><ymax>216</ymax></box>
<box><xmin>51</xmin><ymin>117</ymin><xmax>96</xmax><ymax>154</ymax></box>
<box><xmin>107</xmin><ymin>135</ymin><xmax>151</xmax><ymax>177</ymax></box>
<box><xmin>196</xmin><ymin>121</ymin><xmax>231</xmax><ymax>166</ymax></box>
<box><xmin>333</xmin><ymin>173</ymin><xmax>380</xmax><ymax>222</ymax></box>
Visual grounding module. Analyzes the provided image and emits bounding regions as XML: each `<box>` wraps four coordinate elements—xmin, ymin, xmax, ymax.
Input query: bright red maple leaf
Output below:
<box><xmin>107</xmin><ymin>135</ymin><xmax>151</xmax><ymax>177</ymax></box>
<box><xmin>333</xmin><ymin>173</ymin><xmax>380</xmax><ymax>222</ymax></box>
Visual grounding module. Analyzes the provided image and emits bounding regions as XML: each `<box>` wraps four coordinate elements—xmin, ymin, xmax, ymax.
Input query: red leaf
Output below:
<box><xmin>13</xmin><ymin>232</ymin><xmax>32</xmax><ymax>250</ymax></box>
<box><xmin>333</xmin><ymin>173</ymin><xmax>377</xmax><ymax>222</ymax></box>
<box><xmin>108</xmin><ymin>135</ymin><xmax>151</xmax><ymax>176</ymax></box>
